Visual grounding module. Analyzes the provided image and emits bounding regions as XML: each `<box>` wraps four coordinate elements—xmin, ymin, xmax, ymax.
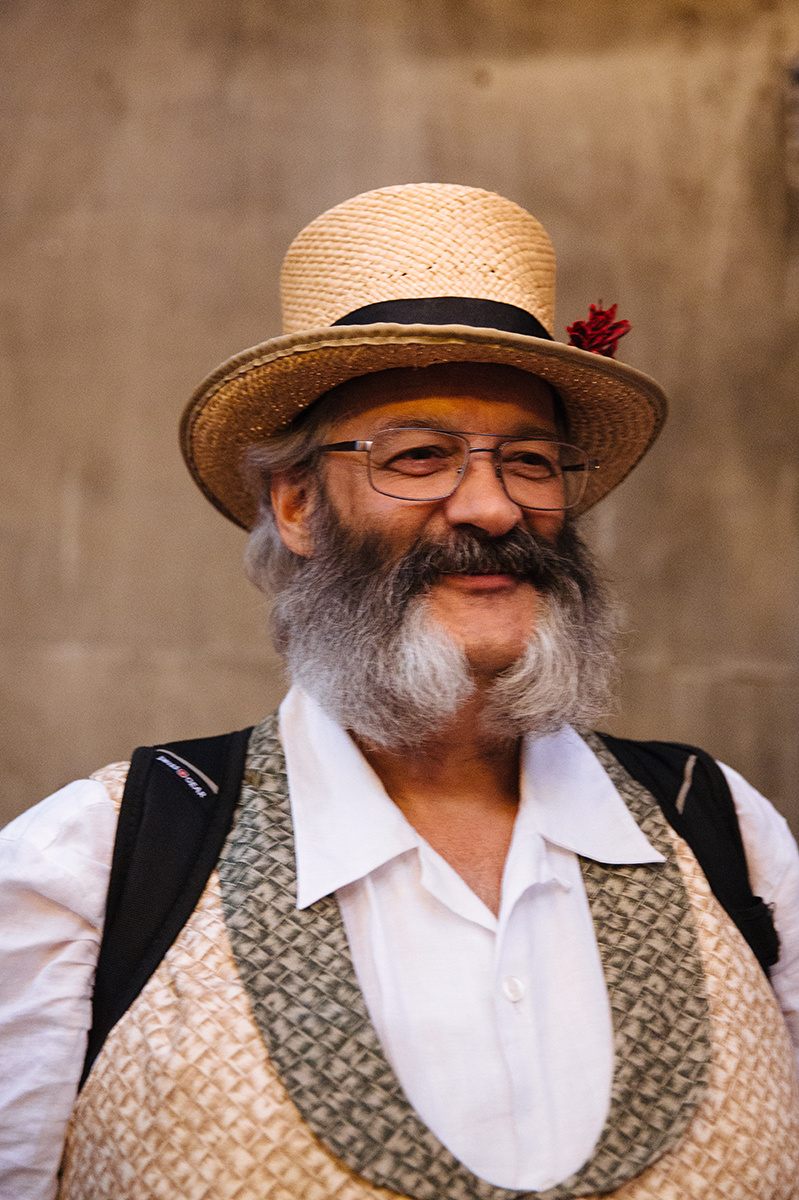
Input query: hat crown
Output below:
<box><xmin>280</xmin><ymin>183</ymin><xmax>557</xmax><ymax>336</ymax></box>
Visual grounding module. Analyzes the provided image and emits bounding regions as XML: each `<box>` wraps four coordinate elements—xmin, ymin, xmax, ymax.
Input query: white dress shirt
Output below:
<box><xmin>2</xmin><ymin>686</ymin><xmax>799</xmax><ymax>1198</ymax></box>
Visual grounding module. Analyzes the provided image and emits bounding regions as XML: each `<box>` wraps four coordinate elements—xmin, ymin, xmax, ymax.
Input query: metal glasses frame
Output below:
<box><xmin>318</xmin><ymin>428</ymin><xmax>600</xmax><ymax>511</ymax></box>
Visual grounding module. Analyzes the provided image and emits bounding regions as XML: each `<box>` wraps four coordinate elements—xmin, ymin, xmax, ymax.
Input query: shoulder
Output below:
<box><xmin>0</xmin><ymin>766</ymin><xmax>128</xmax><ymax>922</ymax></box>
<box><xmin>0</xmin><ymin>769</ymin><xmax>128</xmax><ymax>1198</ymax></box>
<box><xmin>2</xmin><ymin>765</ymin><xmax>127</xmax><ymax>848</ymax></box>
<box><xmin>716</xmin><ymin>761</ymin><xmax>799</xmax><ymax>899</ymax></box>
<box><xmin>715</xmin><ymin>762</ymin><xmax>799</xmax><ymax>1054</ymax></box>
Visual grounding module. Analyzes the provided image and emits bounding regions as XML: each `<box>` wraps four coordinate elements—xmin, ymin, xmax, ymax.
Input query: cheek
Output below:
<box><xmin>325</xmin><ymin>463</ymin><xmax>435</xmax><ymax>536</ymax></box>
<box><xmin>524</xmin><ymin>510</ymin><xmax>564</xmax><ymax>544</ymax></box>
<box><xmin>323</xmin><ymin>451</ymin><xmax>378</xmax><ymax>499</ymax></box>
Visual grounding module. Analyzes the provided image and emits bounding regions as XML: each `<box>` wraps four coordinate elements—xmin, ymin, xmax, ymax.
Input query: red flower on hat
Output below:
<box><xmin>566</xmin><ymin>303</ymin><xmax>631</xmax><ymax>358</ymax></box>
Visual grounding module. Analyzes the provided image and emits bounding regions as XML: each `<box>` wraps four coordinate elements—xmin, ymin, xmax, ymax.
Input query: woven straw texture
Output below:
<box><xmin>60</xmin><ymin>732</ymin><xmax>799</xmax><ymax>1200</ymax></box>
<box><xmin>280</xmin><ymin>184</ymin><xmax>557</xmax><ymax>335</ymax></box>
<box><xmin>180</xmin><ymin>184</ymin><xmax>668</xmax><ymax>529</ymax></box>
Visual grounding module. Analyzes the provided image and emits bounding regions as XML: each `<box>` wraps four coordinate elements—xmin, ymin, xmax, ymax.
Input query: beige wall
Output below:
<box><xmin>3</xmin><ymin>0</ymin><xmax>798</xmax><ymax>834</ymax></box>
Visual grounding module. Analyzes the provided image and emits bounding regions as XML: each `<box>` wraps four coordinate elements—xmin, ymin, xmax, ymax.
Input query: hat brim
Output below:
<box><xmin>180</xmin><ymin>323</ymin><xmax>667</xmax><ymax>529</ymax></box>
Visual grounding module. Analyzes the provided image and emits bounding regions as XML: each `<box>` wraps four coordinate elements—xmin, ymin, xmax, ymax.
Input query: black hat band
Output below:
<box><xmin>333</xmin><ymin>296</ymin><xmax>553</xmax><ymax>340</ymax></box>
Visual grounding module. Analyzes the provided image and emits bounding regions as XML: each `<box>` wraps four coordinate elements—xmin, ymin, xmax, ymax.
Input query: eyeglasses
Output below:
<box><xmin>318</xmin><ymin>428</ymin><xmax>600</xmax><ymax>511</ymax></box>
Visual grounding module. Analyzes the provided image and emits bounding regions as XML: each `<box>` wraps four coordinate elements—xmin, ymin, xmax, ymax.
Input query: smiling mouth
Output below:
<box><xmin>442</xmin><ymin>568</ymin><xmax>525</xmax><ymax>578</ymax></box>
<box><xmin>439</xmin><ymin>572</ymin><xmax>522</xmax><ymax>590</ymax></box>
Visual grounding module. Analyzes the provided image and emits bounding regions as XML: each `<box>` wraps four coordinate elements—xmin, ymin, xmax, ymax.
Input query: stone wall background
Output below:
<box><xmin>2</xmin><ymin>0</ymin><xmax>798</xmax><ymax>833</ymax></box>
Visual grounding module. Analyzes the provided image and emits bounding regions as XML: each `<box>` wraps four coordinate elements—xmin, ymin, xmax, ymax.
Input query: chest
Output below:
<box><xmin>404</xmin><ymin>802</ymin><xmax>516</xmax><ymax>914</ymax></box>
<box><xmin>63</xmin><ymin>717</ymin><xmax>799</xmax><ymax>1200</ymax></box>
<box><xmin>63</xmin><ymin>777</ymin><xmax>799</xmax><ymax>1200</ymax></box>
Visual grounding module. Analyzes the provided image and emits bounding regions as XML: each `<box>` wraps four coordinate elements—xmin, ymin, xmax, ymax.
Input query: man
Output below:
<box><xmin>2</xmin><ymin>183</ymin><xmax>799</xmax><ymax>1198</ymax></box>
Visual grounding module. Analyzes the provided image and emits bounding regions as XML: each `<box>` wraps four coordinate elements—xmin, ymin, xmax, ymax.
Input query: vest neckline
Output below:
<box><xmin>218</xmin><ymin>717</ymin><xmax>710</xmax><ymax>1199</ymax></box>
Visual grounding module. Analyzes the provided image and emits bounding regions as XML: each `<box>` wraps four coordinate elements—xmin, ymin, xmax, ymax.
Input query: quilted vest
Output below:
<box><xmin>59</xmin><ymin>719</ymin><xmax>799</xmax><ymax>1200</ymax></box>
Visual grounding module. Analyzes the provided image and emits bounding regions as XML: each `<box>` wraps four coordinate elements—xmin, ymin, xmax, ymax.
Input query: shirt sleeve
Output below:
<box><xmin>718</xmin><ymin>762</ymin><xmax>799</xmax><ymax>1071</ymax></box>
<box><xmin>0</xmin><ymin>779</ymin><xmax>118</xmax><ymax>1200</ymax></box>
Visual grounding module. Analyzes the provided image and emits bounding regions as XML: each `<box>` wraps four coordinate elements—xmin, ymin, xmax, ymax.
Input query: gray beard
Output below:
<box><xmin>269</xmin><ymin>499</ymin><xmax>618</xmax><ymax>751</ymax></box>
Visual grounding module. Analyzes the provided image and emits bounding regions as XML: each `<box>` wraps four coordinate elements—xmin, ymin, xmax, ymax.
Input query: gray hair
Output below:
<box><xmin>243</xmin><ymin>401</ymin><xmax>333</xmax><ymax>594</ymax></box>
<box><xmin>261</xmin><ymin>487</ymin><xmax>617</xmax><ymax>749</ymax></box>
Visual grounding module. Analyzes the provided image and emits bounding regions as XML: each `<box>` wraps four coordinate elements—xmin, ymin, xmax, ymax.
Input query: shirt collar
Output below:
<box><xmin>518</xmin><ymin>725</ymin><xmax>665</xmax><ymax>866</ymax></box>
<box><xmin>279</xmin><ymin>687</ymin><xmax>664</xmax><ymax>911</ymax></box>
<box><xmin>279</xmin><ymin>687</ymin><xmax>420</xmax><ymax>908</ymax></box>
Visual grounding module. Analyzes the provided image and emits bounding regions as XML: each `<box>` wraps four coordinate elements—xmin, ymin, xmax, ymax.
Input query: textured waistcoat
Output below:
<box><xmin>60</xmin><ymin>719</ymin><xmax>799</xmax><ymax>1200</ymax></box>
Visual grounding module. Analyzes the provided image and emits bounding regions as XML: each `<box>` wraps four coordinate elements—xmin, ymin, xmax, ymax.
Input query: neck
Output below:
<box><xmin>355</xmin><ymin>695</ymin><xmax>521</xmax><ymax>813</ymax></box>
<box><xmin>355</xmin><ymin>696</ymin><xmax>522</xmax><ymax>916</ymax></box>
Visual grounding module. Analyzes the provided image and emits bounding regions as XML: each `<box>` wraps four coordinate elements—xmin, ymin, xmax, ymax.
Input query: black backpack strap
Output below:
<box><xmin>80</xmin><ymin>727</ymin><xmax>253</xmax><ymax>1087</ymax></box>
<box><xmin>597</xmin><ymin>733</ymin><xmax>780</xmax><ymax>975</ymax></box>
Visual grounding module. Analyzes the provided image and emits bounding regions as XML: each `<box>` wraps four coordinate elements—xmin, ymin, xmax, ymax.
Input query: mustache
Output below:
<box><xmin>386</xmin><ymin>523</ymin><xmax>592</xmax><ymax>603</ymax></box>
<box><xmin>301</xmin><ymin>495</ymin><xmax>601</xmax><ymax>632</ymax></box>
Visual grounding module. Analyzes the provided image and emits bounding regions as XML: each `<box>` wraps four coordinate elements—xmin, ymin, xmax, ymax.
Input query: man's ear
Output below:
<box><xmin>270</xmin><ymin>472</ymin><xmax>316</xmax><ymax>557</ymax></box>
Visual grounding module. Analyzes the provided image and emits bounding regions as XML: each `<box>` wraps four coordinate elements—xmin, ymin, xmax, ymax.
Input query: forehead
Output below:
<box><xmin>319</xmin><ymin>363</ymin><xmax>558</xmax><ymax>437</ymax></box>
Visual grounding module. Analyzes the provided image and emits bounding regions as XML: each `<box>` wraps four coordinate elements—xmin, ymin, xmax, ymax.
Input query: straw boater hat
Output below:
<box><xmin>181</xmin><ymin>183</ymin><xmax>667</xmax><ymax>529</ymax></box>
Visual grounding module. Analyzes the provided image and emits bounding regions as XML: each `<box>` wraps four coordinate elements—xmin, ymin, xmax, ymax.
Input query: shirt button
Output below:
<box><xmin>502</xmin><ymin>975</ymin><xmax>525</xmax><ymax>1003</ymax></box>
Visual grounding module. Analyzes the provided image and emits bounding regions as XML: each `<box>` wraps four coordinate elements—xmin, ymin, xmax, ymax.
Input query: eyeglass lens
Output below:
<box><xmin>366</xmin><ymin>429</ymin><xmax>590</xmax><ymax>510</ymax></box>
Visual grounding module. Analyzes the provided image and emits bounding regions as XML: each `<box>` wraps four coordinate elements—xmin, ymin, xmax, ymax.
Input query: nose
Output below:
<box><xmin>441</xmin><ymin>450</ymin><xmax>523</xmax><ymax>537</ymax></box>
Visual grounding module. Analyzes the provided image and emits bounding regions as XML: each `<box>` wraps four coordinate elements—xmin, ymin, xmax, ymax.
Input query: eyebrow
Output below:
<box><xmin>366</xmin><ymin>416</ymin><xmax>559</xmax><ymax>438</ymax></box>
